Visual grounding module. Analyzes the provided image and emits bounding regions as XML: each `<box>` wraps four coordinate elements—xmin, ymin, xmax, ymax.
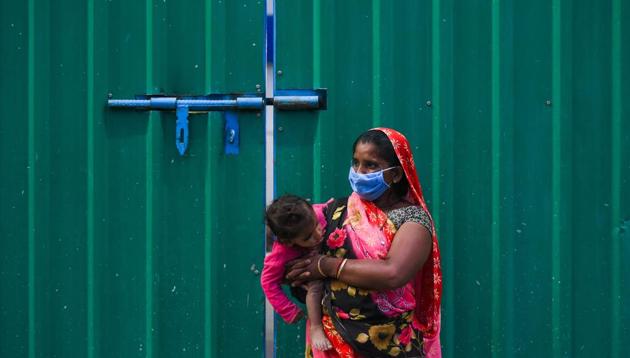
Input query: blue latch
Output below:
<box><xmin>176</xmin><ymin>104</ymin><xmax>189</xmax><ymax>156</ymax></box>
<box><xmin>107</xmin><ymin>89</ymin><xmax>326</xmax><ymax>156</ymax></box>
<box><xmin>224</xmin><ymin>111</ymin><xmax>239</xmax><ymax>155</ymax></box>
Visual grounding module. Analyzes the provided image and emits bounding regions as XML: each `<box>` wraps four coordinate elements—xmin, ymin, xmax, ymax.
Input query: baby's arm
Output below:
<box><xmin>306</xmin><ymin>280</ymin><xmax>331</xmax><ymax>351</ymax></box>
<box><xmin>260</xmin><ymin>242</ymin><xmax>303</xmax><ymax>324</ymax></box>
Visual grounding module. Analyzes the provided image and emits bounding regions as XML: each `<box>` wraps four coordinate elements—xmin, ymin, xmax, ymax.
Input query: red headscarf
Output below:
<box><xmin>373</xmin><ymin>127</ymin><xmax>442</xmax><ymax>342</ymax></box>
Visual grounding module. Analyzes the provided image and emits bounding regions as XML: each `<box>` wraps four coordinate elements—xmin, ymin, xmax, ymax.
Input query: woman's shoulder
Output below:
<box><xmin>387</xmin><ymin>205</ymin><xmax>433</xmax><ymax>234</ymax></box>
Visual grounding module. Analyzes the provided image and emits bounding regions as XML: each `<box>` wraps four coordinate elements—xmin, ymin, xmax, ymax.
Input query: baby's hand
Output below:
<box><xmin>289</xmin><ymin>311</ymin><xmax>304</xmax><ymax>324</ymax></box>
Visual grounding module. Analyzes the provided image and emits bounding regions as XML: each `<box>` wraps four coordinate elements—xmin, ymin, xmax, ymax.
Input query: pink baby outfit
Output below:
<box><xmin>260</xmin><ymin>202</ymin><xmax>329</xmax><ymax>323</ymax></box>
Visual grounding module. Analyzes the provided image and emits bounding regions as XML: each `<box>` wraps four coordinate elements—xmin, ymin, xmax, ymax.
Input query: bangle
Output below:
<box><xmin>316</xmin><ymin>256</ymin><xmax>327</xmax><ymax>278</ymax></box>
<box><xmin>333</xmin><ymin>258</ymin><xmax>343</xmax><ymax>277</ymax></box>
<box><xmin>336</xmin><ymin>258</ymin><xmax>348</xmax><ymax>280</ymax></box>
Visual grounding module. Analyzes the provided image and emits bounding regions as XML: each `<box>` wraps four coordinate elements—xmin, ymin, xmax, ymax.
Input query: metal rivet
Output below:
<box><xmin>255</xmin><ymin>84</ymin><xmax>261</xmax><ymax>89</ymax></box>
<box><xmin>250</xmin><ymin>264</ymin><xmax>260</xmax><ymax>276</ymax></box>
<box><xmin>107</xmin><ymin>93</ymin><xmax>113</xmax><ymax>99</ymax></box>
<box><xmin>426</xmin><ymin>100</ymin><xmax>432</xmax><ymax>107</ymax></box>
<box><xmin>545</xmin><ymin>100</ymin><xmax>552</xmax><ymax>106</ymax></box>
<box><xmin>278</xmin><ymin>126</ymin><xmax>284</xmax><ymax>132</ymax></box>
<box><xmin>277</xmin><ymin>70</ymin><xmax>283</xmax><ymax>76</ymax></box>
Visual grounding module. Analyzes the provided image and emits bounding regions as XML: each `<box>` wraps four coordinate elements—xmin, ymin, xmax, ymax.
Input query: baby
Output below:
<box><xmin>260</xmin><ymin>194</ymin><xmax>331</xmax><ymax>352</ymax></box>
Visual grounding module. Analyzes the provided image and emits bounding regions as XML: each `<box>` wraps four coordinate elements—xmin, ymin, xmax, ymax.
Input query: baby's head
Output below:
<box><xmin>265</xmin><ymin>194</ymin><xmax>323</xmax><ymax>248</ymax></box>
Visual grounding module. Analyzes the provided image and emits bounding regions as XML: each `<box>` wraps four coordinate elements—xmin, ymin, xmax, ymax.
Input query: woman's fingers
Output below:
<box><xmin>285</xmin><ymin>259</ymin><xmax>311</xmax><ymax>280</ymax></box>
<box><xmin>285</xmin><ymin>258</ymin><xmax>311</xmax><ymax>271</ymax></box>
<box><xmin>285</xmin><ymin>257</ymin><xmax>313</xmax><ymax>284</ymax></box>
<box><xmin>284</xmin><ymin>256</ymin><xmax>304</xmax><ymax>268</ymax></box>
<box><xmin>288</xmin><ymin>272</ymin><xmax>311</xmax><ymax>286</ymax></box>
<box><xmin>290</xmin><ymin>279</ymin><xmax>306</xmax><ymax>287</ymax></box>
<box><xmin>286</xmin><ymin>254</ymin><xmax>326</xmax><ymax>285</ymax></box>
<box><xmin>299</xmin><ymin>271</ymin><xmax>312</xmax><ymax>280</ymax></box>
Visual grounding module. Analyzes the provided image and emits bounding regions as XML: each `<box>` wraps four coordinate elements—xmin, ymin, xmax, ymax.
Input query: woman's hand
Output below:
<box><xmin>285</xmin><ymin>221</ymin><xmax>432</xmax><ymax>291</ymax></box>
<box><xmin>285</xmin><ymin>252</ymin><xmax>326</xmax><ymax>287</ymax></box>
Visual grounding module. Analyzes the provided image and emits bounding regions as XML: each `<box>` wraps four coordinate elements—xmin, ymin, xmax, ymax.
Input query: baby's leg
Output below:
<box><xmin>306</xmin><ymin>280</ymin><xmax>331</xmax><ymax>351</ymax></box>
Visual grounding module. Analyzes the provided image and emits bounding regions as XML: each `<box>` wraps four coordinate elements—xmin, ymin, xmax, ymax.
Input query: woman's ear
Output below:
<box><xmin>392</xmin><ymin>167</ymin><xmax>404</xmax><ymax>184</ymax></box>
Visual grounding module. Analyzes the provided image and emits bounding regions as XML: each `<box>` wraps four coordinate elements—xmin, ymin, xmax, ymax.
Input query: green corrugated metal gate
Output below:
<box><xmin>1</xmin><ymin>0</ymin><xmax>629</xmax><ymax>357</ymax></box>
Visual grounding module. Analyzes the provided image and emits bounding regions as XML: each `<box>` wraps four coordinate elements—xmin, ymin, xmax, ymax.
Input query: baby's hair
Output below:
<box><xmin>265</xmin><ymin>194</ymin><xmax>315</xmax><ymax>244</ymax></box>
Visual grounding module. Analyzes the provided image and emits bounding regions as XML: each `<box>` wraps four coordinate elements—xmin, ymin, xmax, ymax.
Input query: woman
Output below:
<box><xmin>287</xmin><ymin>128</ymin><xmax>442</xmax><ymax>358</ymax></box>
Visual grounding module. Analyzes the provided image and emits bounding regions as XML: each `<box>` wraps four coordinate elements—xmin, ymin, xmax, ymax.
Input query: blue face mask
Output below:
<box><xmin>348</xmin><ymin>166</ymin><xmax>397</xmax><ymax>201</ymax></box>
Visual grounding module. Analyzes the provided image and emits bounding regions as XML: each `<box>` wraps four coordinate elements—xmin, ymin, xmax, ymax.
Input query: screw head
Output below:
<box><xmin>107</xmin><ymin>93</ymin><xmax>113</xmax><ymax>99</ymax></box>
<box><xmin>426</xmin><ymin>100</ymin><xmax>432</xmax><ymax>107</ymax></box>
<box><xmin>545</xmin><ymin>100</ymin><xmax>552</xmax><ymax>106</ymax></box>
<box><xmin>278</xmin><ymin>126</ymin><xmax>284</xmax><ymax>132</ymax></box>
<box><xmin>277</xmin><ymin>70</ymin><xmax>283</xmax><ymax>76</ymax></box>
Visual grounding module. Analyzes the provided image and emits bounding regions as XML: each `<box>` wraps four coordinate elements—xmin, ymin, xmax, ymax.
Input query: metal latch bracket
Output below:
<box><xmin>108</xmin><ymin>89</ymin><xmax>326</xmax><ymax>156</ymax></box>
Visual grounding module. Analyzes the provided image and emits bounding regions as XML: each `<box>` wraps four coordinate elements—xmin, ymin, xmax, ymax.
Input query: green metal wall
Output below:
<box><xmin>1</xmin><ymin>0</ymin><xmax>629</xmax><ymax>357</ymax></box>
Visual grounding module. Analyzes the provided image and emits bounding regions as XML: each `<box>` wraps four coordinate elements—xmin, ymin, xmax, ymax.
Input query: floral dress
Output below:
<box><xmin>311</xmin><ymin>199</ymin><xmax>433</xmax><ymax>358</ymax></box>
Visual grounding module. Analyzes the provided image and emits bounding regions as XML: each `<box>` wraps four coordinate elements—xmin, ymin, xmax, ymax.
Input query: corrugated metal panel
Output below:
<box><xmin>1</xmin><ymin>0</ymin><xmax>267</xmax><ymax>357</ymax></box>
<box><xmin>275</xmin><ymin>0</ymin><xmax>630</xmax><ymax>357</ymax></box>
<box><xmin>1</xmin><ymin>0</ymin><xmax>629</xmax><ymax>357</ymax></box>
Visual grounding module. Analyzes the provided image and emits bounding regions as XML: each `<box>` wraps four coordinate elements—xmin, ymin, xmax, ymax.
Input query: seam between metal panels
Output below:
<box><xmin>431</xmin><ymin>0</ymin><xmax>441</xmax><ymax>229</ymax></box>
<box><xmin>313</xmin><ymin>0</ymin><xmax>322</xmax><ymax>202</ymax></box>
<box><xmin>27</xmin><ymin>0</ymin><xmax>36</xmax><ymax>357</ymax></box>
<box><xmin>551</xmin><ymin>0</ymin><xmax>563</xmax><ymax>355</ymax></box>
<box><xmin>86</xmin><ymin>0</ymin><xmax>96</xmax><ymax>357</ymax></box>
<box><xmin>610</xmin><ymin>0</ymin><xmax>621</xmax><ymax>356</ymax></box>
<box><xmin>204</xmin><ymin>1</ymin><xmax>214</xmax><ymax>356</ymax></box>
<box><xmin>145</xmin><ymin>1</ymin><xmax>154</xmax><ymax>356</ymax></box>
<box><xmin>432</xmin><ymin>2</ymin><xmax>455</xmax><ymax>356</ymax></box>
<box><xmin>372</xmin><ymin>0</ymin><xmax>381</xmax><ymax>127</ymax></box>
<box><xmin>490</xmin><ymin>1</ymin><xmax>501</xmax><ymax>356</ymax></box>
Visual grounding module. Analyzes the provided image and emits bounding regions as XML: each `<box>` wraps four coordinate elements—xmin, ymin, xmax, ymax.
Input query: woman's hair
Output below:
<box><xmin>265</xmin><ymin>194</ymin><xmax>315</xmax><ymax>243</ymax></box>
<box><xmin>352</xmin><ymin>129</ymin><xmax>409</xmax><ymax>198</ymax></box>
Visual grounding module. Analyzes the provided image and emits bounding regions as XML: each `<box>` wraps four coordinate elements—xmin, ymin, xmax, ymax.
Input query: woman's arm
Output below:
<box><xmin>287</xmin><ymin>222</ymin><xmax>432</xmax><ymax>290</ymax></box>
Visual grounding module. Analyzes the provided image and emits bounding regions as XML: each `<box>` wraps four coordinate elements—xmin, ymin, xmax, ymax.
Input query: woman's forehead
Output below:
<box><xmin>353</xmin><ymin>142</ymin><xmax>385</xmax><ymax>160</ymax></box>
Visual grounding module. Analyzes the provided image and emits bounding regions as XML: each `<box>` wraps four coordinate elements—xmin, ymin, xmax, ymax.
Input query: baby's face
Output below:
<box><xmin>289</xmin><ymin>220</ymin><xmax>324</xmax><ymax>249</ymax></box>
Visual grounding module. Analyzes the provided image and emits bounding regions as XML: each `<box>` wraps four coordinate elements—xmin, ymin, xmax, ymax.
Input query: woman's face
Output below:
<box><xmin>352</xmin><ymin>142</ymin><xmax>402</xmax><ymax>185</ymax></box>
